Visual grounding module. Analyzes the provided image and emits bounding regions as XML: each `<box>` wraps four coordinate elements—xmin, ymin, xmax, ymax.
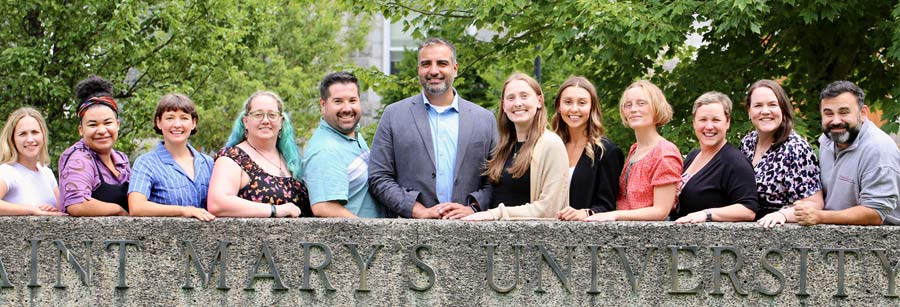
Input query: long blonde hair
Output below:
<box><xmin>485</xmin><ymin>73</ymin><xmax>548</xmax><ymax>184</ymax></box>
<box><xmin>0</xmin><ymin>107</ymin><xmax>50</xmax><ymax>165</ymax></box>
<box><xmin>550</xmin><ymin>76</ymin><xmax>606</xmax><ymax>162</ymax></box>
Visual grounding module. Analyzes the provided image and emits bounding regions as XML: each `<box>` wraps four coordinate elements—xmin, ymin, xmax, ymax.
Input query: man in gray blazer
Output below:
<box><xmin>369</xmin><ymin>38</ymin><xmax>497</xmax><ymax>219</ymax></box>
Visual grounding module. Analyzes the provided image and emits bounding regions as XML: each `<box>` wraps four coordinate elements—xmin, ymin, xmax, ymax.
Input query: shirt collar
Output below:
<box><xmin>155</xmin><ymin>141</ymin><xmax>204</xmax><ymax>166</ymax></box>
<box><xmin>318</xmin><ymin>117</ymin><xmax>358</xmax><ymax>142</ymax></box>
<box><xmin>422</xmin><ymin>90</ymin><xmax>460</xmax><ymax>113</ymax></box>
<box><xmin>76</xmin><ymin>139</ymin><xmax>128</xmax><ymax>166</ymax></box>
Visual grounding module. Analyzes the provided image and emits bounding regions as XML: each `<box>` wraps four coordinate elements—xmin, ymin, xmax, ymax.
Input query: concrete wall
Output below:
<box><xmin>0</xmin><ymin>217</ymin><xmax>897</xmax><ymax>306</ymax></box>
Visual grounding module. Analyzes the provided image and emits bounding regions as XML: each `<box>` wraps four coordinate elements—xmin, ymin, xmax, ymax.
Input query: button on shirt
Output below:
<box><xmin>422</xmin><ymin>92</ymin><xmax>459</xmax><ymax>204</ymax></box>
<box><xmin>128</xmin><ymin>142</ymin><xmax>214</xmax><ymax>208</ymax></box>
<box><xmin>303</xmin><ymin>118</ymin><xmax>386</xmax><ymax>218</ymax></box>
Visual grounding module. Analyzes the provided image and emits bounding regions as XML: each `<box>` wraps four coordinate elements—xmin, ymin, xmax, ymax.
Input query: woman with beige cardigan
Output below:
<box><xmin>463</xmin><ymin>73</ymin><xmax>569</xmax><ymax>221</ymax></box>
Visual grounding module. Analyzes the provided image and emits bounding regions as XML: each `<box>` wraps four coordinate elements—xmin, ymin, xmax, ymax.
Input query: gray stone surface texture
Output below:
<box><xmin>0</xmin><ymin>217</ymin><xmax>896</xmax><ymax>306</ymax></box>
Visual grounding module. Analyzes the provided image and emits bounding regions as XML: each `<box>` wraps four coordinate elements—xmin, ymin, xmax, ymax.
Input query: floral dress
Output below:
<box><xmin>215</xmin><ymin>146</ymin><xmax>312</xmax><ymax>217</ymax></box>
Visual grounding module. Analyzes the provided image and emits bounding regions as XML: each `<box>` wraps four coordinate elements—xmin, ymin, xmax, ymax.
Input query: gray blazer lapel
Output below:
<box><xmin>409</xmin><ymin>97</ymin><xmax>437</xmax><ymax>168</ymax></box>
<box><xmin>454</xmin><ymin>99</ymin><xmax>473</xmax><ymax>177</ymax></box>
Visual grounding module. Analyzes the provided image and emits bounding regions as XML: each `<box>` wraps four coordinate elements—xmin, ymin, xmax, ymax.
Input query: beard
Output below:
<box><xmin>421</xmin><ymin>76</ymin><xmax>452</xmax><ymax>96</ymax></box>
<box><xmin>825</xmin><ymin>122</ymin><xmax>861</xmax><ymax>145</ymax></box>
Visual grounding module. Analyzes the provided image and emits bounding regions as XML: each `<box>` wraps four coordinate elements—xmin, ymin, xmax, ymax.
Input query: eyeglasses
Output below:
<box><xmin>246</xmin><ymin>111</ymin><xmax>283</xmax><ymax>121</ymax></box>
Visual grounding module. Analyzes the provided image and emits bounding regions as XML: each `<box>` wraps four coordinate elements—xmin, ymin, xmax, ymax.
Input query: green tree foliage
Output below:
<box><xmin>0</xmin><ymin>1</ymin><xmax>369</xmax><ymax>168</ymax></box>
<box><xmin>346</xmin><ymin>0</ymin><xmax>900</xmax><ymax>153</ymax></box>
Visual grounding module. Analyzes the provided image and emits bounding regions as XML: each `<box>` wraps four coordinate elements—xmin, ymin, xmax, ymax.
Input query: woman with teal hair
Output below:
<box><xmin>207</xmin><ymin>91</ymin><xmax>312</xmax><ymax>217</ymax></box>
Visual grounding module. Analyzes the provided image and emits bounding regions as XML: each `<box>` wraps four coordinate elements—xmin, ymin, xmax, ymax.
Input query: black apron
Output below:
<box><xmin>61</xmin><ymin>151</ymin><xmax>129</xmax><ymax>212</ymax></box>
<box><xmin>91</xmin><ymin>157</ymin><xmax>129</xmax><ymax>211</ymax></box>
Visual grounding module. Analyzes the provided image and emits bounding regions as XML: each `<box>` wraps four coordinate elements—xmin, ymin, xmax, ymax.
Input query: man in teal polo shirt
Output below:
<box><xmin>302</xmin><ymin>72</ymin><xmax>386</xmax><ymax>218</ymax></box>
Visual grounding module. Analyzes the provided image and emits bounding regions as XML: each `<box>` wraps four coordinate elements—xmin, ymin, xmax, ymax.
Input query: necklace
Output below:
<box><xmin>246</xmin><ymin>141</ymin><xmax>287</xmax><ymax>177</ymax></box>
<box><xmin>512</xmin><ymin>142</ymin><xmax>523</xmax><ymax>160</ymax></box>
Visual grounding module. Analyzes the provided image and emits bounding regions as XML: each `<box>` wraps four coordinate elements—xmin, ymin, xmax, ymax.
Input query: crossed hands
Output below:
<box><xmin>413</xmin><ymin>202</ymin><xmax>476</xmax><ymax>220</ymax></box>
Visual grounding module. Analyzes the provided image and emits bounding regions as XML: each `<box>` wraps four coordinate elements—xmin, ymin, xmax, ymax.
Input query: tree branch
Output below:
<box><xmin>384</xmin><ymin>1</ymin><xmax>474</xmax><ymax>18</ymax></box>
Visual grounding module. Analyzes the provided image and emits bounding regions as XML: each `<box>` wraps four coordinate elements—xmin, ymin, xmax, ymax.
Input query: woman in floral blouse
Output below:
<box><xmin>742</xmin><ymin>80</ymin><xmax>823</xmax><ymax>228</ymax></box>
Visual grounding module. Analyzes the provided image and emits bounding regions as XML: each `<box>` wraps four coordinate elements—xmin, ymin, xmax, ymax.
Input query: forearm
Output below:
<box><xmin>610</xmin><ymin>205</ymin><xmax>670</xmax><ymax>221</ymax></box>
<box><xmin>66</xmin><ymin>199</ymin><xmax>127</xmax><ymax>217</ymax></box>
<box><xmin>468</xmin><ymin>179</ymin><xmax>493</xmax><ymax>211</ymax></box>
<box><xmin>820</xmin><ymin>206</ymin><xmax>883</xmax><ymax>225</ymax></box>
<box><xmin>208</xmin><ymin>194</ymin><xmax>270</xmax><ymax>218</ymax></box>
<box><xmin>0</xmin><ymin>200</ymin><xmax>38</xmax><ymax>216</ymax></box>
<box><xmin>710</xmin><ymin>204</ymin><xmax>756</xmax><ymax>222</ymax></box>
<box><xmin>128</xmin><ymin>196</ymin><xmax>190</xmax><ymax>218</ymax></box>
<box><xmin>311</xmin><ymin>201</ymin><xmax>358</xmax><ymax>218</ymax></box>
<box><xmin>368</xmin><ymin>173</ymin><xmax>418</xmax><ymax>218</ymax></box>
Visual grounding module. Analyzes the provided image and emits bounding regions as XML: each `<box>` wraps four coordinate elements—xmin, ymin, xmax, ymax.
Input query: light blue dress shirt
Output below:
<box><xmin>128</xmin><ymin>142</ymin><xmax>214</xmax><ymax>208</ymax></box>
<box><xmin>422</xmin><ymin>92</ymin><xmax>460</xmax><ymax>204</ymax></box>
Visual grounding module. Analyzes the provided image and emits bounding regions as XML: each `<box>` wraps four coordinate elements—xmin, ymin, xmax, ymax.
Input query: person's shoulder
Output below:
<box><xmin>599</xmin><ymin>138</ymin><xmax>621</xmax><ymax>152</ymax></box>
<box><xmin>307</xmin><ymin>131</ymin><xmax>347</xmax><ymax>154</ymax></box>
<box><xmin>781</xmin><ymin>131</ymin><xmax>814</xmax><ymax>150</ymax></box>
<box><xmin>131</xmin><ymin>151</ymin><xmax>154</xmax><ymax>168</ymax></box>
<box><xmin>459</xmin><ymin>98</ymin><xmax>494</xmax><ymax>117</ymax></box>
<box><xmin>59</xmin><ymin>142</ymin><xmax>95</xmax><ymax>168</ymax></box>
<box><xmin>214</xmin><ymin>146</ymin><xmax>240</xmax><ymax>161</ymax></box>
<box><xmin>111</xmin><ymin>149</ymin><xmax>130</xmax><ymax>165</ymax></box>
<box><xmin>720</xmin><ymin>143</ymin><xmax>751</xmax><ymax>164</ymax></box>
<box><xmin>383</xmin><ymin>95</ymin><xmax>420</xmax><ymax>113</ymax></box>
<box><xmin>38</xmin><ymin>164</ymin><xmax>55</xmax><ymax>179</ymax></box>
<box><xmin>540</xmin><ymin>130</ymin><xmax>565</xmax><ymax>147</ymax></box>
<box><xmin>656</xmin><ymin>139</ymin><xmax>682</xmax><ymax>156</ymax></box>
<box><xmin>861</xmin><ymin>123</ymin><xmax>900</xmax><ymax>153</ymax></box>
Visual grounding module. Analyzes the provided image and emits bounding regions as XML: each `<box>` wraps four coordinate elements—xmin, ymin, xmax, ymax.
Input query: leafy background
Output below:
<box><xmin>1</xmin><ymin>0</ymin><xmax>898</xmax><ymax>170</ymax></box>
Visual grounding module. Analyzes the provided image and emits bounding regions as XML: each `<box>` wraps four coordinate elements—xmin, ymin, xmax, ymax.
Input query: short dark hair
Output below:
<box><xmin>820</xmin><ymin>80</ymin><xmax>865</xmax><ymax>108</ymax></box>
<box><xmin>319</xmin><ymin>72</ymin><xmax>359</xmax><ymax>101</ymax></box>
<box><xmin>417</xmin><ymin>37</ymin><xmax>457</xmax><ymax>63</ymax></box>
<box><xmin>153</xmin><ymin>93</ymin><xmax>199</xmax><ymax>135</ymax></box>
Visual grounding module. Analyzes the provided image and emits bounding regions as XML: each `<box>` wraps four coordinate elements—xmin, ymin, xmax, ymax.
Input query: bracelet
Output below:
<box><xmin>584</xmin><ymin>209</ymin><xmax>595</xmax><ymax>217</ymax></box>
<box><xmin>775</xmin><ymin>210</ymin><xmax>787</xmax><ymax>220</ymax></box>
<box><xmin>270</xmin><ymin>205</ymin><xmax>277</xmax><ymax>218</ymax></box>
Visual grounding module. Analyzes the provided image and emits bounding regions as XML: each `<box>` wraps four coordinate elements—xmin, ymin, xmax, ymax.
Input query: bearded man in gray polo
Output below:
<box><xmin>795</xmin><ymin>81</ymin><xmax>900</xmax><ymax>225</ymax></box>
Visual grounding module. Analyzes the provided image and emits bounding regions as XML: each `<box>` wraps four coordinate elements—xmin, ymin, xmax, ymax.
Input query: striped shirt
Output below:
<box><xmin>128</xmin><ymin>142</ymin><xmax>213</xmax><ymax>208</ymax></box>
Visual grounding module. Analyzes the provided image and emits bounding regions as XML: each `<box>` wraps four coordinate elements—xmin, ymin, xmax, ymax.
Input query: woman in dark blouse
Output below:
<box><xmin>207</xmin><ymin>91</ymin><xmax>312</xmax><ymax>218</ymax></box>
<box><xmin>552</xmin><ymin>76</ymin><xmax>624</xmax><ymax>221</ymax></box>
<box><xmin>672</xmin><ymin>92</ymin><xmax>758</xmax><ymax>223</ymax></box>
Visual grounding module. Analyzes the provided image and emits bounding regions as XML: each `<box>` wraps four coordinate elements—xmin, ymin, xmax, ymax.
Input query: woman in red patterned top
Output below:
<box><xmin>584</xmin><ymin>80</ymin><xmax>682</xmax><ymax>222</ymax></box>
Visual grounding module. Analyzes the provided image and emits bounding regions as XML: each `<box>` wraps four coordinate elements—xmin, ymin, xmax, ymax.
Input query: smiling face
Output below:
<box><xmin>156</xmin><ymin>110</ymin><xmax>196</xmax><ymax>146</ymax></box>
<box><xmin>502</xmin><ymin>79</ymin><xmax>543</xmax><ymax>129</ymax></box>
<box><xmin>13</xmin><ymin>116</ymin><xmax>44</xmax><ymax>163</ymax></box>
<box><xmin>748</xmin><ymin>87</ymin><xmax>783</xmax><ymax>137</ymax></box>
<box><xmin>78</xmin><ymin>105</ymin><xmax>119</xmax><ymax>154</ymax></box>
<box><xmin>320</xmin><ymin>82</ymin><xmax>361</xmax><ymax>136</ymax></box>
<box><xmin>622</xmin><ymin>87</ymin><xmax>654</xmax><ymax>129</ymax></box>
<box><xmin>417</xmin><ymin>44</ymin><xmax>458</xmax><ymax>97</ymax></box>
<box><xmin>242</xmin><ymin>95</ymin><xmax>283</xmax><ymax>142</ymax></box>
<box><xmin>821</xmin><ymin>92</ymin><xmax>867</xmax><ymax>147</ymax></box>
<box><xmin>557</xmin><ymin>86</ymin><xmax>591</xmax><ymax>131</ymax></box>
<box><xmin>693</xmin><ymin>102</ymin><xmax>730</xmax><ymax>150</ymax></box>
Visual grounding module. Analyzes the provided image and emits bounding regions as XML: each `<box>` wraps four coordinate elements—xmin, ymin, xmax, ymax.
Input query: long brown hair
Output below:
<box><xmin>485</xmin><ymin>73</ymin><xmax>548</xmax><ymax>184</ymax></box>
<box><xmin>550</xmin><ymin>76</ymin><xmax>606</xmax><ymax>162</ymax></box>
<box><xmin>745</xmin><ymin>79</ymin><xmax>794</xmax><ymax>146</ymax></box>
